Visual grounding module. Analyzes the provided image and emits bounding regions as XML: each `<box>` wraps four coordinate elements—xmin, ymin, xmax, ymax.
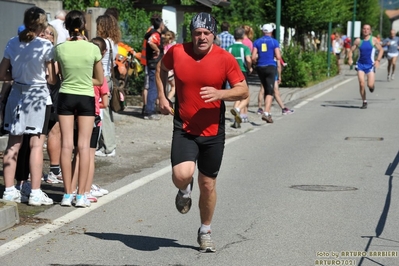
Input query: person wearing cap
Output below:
<box><xmin>252</xmin><ymin>23</ymin><xmax>281</xmax><ymax>123</ymax></box>
<box><xmin>155</xmin><ymin>12</ymin><xmax>248</xmax><ymax>253</ymax></box>
<box><xmin>348</xmin><ymin>24</ymin><xmax>383</xmax><ymax>109</ymax></box>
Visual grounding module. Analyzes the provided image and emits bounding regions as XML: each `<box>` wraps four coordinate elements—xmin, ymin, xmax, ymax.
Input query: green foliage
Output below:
<box><xmin>61</xmin><ymin>0</ymin><xmax>381</xmax><ymax>91</ymax></box>
<box><xmin>281</xmin><ymin>44</ymin><xmax>338</xmax><ymax>87</ymax></box>
<box><xmin>280</xmin><ymin>44</ymin><xmax>309</xmax><ymax>87</ymax></box>
<box><xmin>356</xmin><ymin>0</ymin><xmax>380</xmax><ymax>31</ymax></box>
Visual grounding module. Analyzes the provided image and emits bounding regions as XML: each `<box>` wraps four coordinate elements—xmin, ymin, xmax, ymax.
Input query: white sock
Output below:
<box><xmin>236</xmin><ymin>107</ymin><xmax>240</xmax><ymax>112</ymax></box>
<box><xmin>264</xmin><ymin>112</ymin><xmax>269</xmax><ymax>116</ymax></box>
<box><xmin>5</xmin><ymin>186</ymin><xmax>16</xmax><ymax>192</ymax></box>
<box><xmin>200</xmin><ymin>224</ymin><xmax>211</xmax><ymax>234</ymax></box>
<box><xmin>179</xmin><ymin>180</ymin><xmax>192</xmax><ymax>197</ymax></box>
<box><xmin>31</xmin><ymin>189</ymin><xmax>41</xmax><ymax>195</ymax></box>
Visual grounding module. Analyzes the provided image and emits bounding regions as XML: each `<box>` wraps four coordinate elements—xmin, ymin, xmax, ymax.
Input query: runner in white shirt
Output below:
<box><xmin>382</xmin><ymin>29</ymin><xmax>399</xmax><ymax>81</ymax></box>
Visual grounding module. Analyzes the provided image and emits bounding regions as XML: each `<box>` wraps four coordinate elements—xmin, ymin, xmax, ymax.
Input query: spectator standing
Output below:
<box><xmin>143</xmin><ymin>16</ymin><xmax>165</xmax><ymax>120</ymax></box>
<box><xmin>348</xmin><ymin>24</ymin><xmax>384</xmax><ymax>109</ymax></box>
<box><xmin>343</xmin><ymin>36</ymin><xmax>351</xmax><ymax>62</ymax></box>
<box><xmin>68</xmin><ymin>37</ymin><xmax>110</xmax><ymax>204</ymax></box>
<box><xmin>163</xmin><ymin>30</ymin><xmax>176</xmax><ymax>101</ymax></box>
<box><xmin>42</xmin><ymin>24</ymin><xmax>64</xmax><ymax>184</ymax></box>
<box><xmin>252</xmin><ymin>23</ymin><xmax>281</xmax><ymax>123</ymax></box>
<box><xmin>55</xmin><ymin>10</ymin><xmax>103</xmax><ymax>207</ymax></box>
<box><xmin>156</xmin><ymin>12</ymin><xmax>249</xmax><ymax>252</ymax></box>
<box><xmin>332</xmin><ymin>32</ymin><xmax>343</xmax><ymax>73</ymax></box>
<box><xmin>49</xmin><ymin>10</ymin><xmax>69</xmax><ymax>44</ymax></box>
<box><xmin>382</xmin><ymin>29</ymin><xmax>399</xmax><ymax>81</ymax></box>
<box><xmin>217</xmin><ymin>21</ymin><xmax>235</xmax><ymax>50</ymax></box>
<box><xmin>0</xmin><ymin>7</ymin><xmax>56</xmax><ymax>205</ymax></box>
<box><xmin>95</xmin><ymin>14</ymin><xmax>121</xmax><ymax>157</ymax></box>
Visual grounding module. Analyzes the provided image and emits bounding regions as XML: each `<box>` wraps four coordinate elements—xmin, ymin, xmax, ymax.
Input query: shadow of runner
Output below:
<box><xmin>85</xmin><ymin>232</ymin><xmax>198</xmax><ymax>252</ymax></box>
<box><xmin>358</xmin><ymin>150</ymin><xmax>399</xmax><ymax>266</ymax></box>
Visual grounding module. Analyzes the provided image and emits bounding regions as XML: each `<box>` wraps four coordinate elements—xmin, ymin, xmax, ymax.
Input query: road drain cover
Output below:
<box><xmin>290</xmin><ymin>185</ymin><xmax>358</xmax><ymax>192</ymax></box>
<box><xmin>345</xmin><ymin>137</ymin><xmax>383</xmax><ymax>141</ymax></box>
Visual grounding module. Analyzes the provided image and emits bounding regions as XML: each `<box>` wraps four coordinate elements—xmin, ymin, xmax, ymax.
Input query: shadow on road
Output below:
<box><xmin>358</xmin><ymin>150</ymin><xmax>399</xmax><ymax>266</ymax></box>
<box><xmin>321</xmin><ymin>100</ymin><xmax>361</xmax><ymax>109</ymax></box>
<box><xmin>85</xmin><ymin>232</ymin><xmax>198</xmax><ymax>252</ymax></box>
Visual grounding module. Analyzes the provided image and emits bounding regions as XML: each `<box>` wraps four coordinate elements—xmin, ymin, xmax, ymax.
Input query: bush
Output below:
<box><xmin>281</xmin><ymin>44</ymin><xmax>309</xmax><ymax>87</ymax></box>
<box><xmin>281</xmin><ymin>43</ymin><xmax>339</xmax><ymax>87</ymax></box>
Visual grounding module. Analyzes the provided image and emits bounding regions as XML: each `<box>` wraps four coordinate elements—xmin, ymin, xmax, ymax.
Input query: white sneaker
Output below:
<box><xmin>95</xmin><ymin>149</ymin><xmax>116</xmax><ymax>157</ymax></box>
<box><xmin>2</xmin><ymin>189</ymin><xmax>22</xmax><ymax>203</ymax></box>
<box><xmin>45</xmin><ymin>172</ymin><xmax>63</xmax><ymax>184</ymax></box>
<box><xmin>95</xmin><ymin>150</ymin><xmax>107</xmax><ymax>157</ymax></box>
<box><xmin>60</xmin><ymin>194</ymin><xmax>74</xmax><ymax>207</ymax></box>
<box><xmin>91</xmin><ymin>184</ymin><xmax>109</xmax><ymax>195</ymax></box>
<box><xmin>85</xmin><ymin>192</ymin><xmax>98</xmax><ymax>203</ymax></box>
<box><xmin>90</xmin><ymin>188</ymin><xmax>103</xmax><ymax>197</ymax></box>
<box><xmin>75</xmin><ymin>194</ymin><xmax>91</xmax><ymax>208</ymax></box>
<box><xmin>392</xmin><ymin>74</ymin><xmax>395</xmax><ymax>80</ymax></box>
<box><xmin>29</xmin><ymin>190</ymin><xmax>54</xmax><ymax>206</ymax></box>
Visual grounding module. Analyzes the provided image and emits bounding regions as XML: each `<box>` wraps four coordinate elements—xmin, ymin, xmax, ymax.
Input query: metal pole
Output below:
<box><xmin>350</xmin><ymin>0</ymin><xmax>357</xmax><ymax>70</ymax></box>
<box><xmin>327</xmin><ymin>21</ymin><xmax>332</xmax><ymax>77</ymax></box>
<box><xmin>380</xmin><ymin>0</ymin><xmax>383</xmax><ymax>35</ymax></box>
<box><xmin>276</xmin><ymin>0</ymin><xmax>281</xmax><ymax>42</ymax></box>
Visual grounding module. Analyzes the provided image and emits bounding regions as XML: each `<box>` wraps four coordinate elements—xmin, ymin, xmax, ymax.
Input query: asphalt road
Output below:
<box><xmin>1</xmin><ymin>63</ymin><xmax>399</xmax><ymax>266</ymax></box>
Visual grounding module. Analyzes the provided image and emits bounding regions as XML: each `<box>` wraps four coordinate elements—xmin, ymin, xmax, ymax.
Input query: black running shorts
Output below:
<box><xmin>171</xmin><ymin>128</ymin><xmax>225</xmax><ymax>178</ymax></box>
<box><xmin>256</xmin><ymin>65</ymin><xmax>276</xmax><ymax>97</ymax></box>
<box><xmin>57</xmin><ymin>93</ymin><xmax>95</xmax><ymax>116</ymax></box>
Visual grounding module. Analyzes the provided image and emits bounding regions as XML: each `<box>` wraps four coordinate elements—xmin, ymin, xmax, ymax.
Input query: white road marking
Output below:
<box><xmin>294</xmin><ymin>78</ymin><xmax>355</xmax><ymax>109</ymax></box>
<box><xmin>0</xmin><ymin>167</ymin><xmax>171</xmax><ymax>257</ymax></box>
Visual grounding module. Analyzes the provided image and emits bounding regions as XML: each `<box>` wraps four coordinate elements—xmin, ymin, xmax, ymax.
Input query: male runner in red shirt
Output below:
<box><xmin>156</xmin><ymin>12</ymin><xmax>248</xmax><ymax>253</ymax></box>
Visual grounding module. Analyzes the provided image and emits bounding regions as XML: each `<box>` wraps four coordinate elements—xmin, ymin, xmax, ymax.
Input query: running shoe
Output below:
<box><xmin>75</xmin><ymin>194</ymin><xmax>91</xmax><ymax>208</ymax></box>
<box><xmin>282</xmin><ymin>108</ymin><xmax>294</xmax><ymax>115</ymax></box>
<box><xmin>197</xmin><ymin>229</ymin><xmax>216</xmax><ymax>253</ymax></box>
<box><xmin>261</xmin><ymin>114</ymin><xmax>273</xmax><ymax>123</ymax></box>
<box><xmin>231</xmin><ymin>121</ymin><xmax>241</xmax><ymax>129</ymax></box>
<box><xmin>60</xmin><ymin>194</ymin><xmax>74</xmax><ymax>207</ymax></box>
<box><xmin>256</xmin><ymin>108</ymin><xmax>264</xmax><ymax>115</ymax></box>
<box><xmin>95</xmin><ymin>150</ymin><xmax>115</xmax><ymax>157</ymax></box>
<box><xmin>29</xmin><ymin>190</ymin><xmax>54</xmax><ymax>206</ymax></box>
<box><xmin>45</xmin><ymin>172</ymin><xmax>63</xmax><ymax>184</ymax></box>
<box><xmin>369</xmin><ymin>86</ymin><xmax>374</xmax><ymax>93</ymax></box>
<box><xmin>91</xmin><ymin>184</ymin><xmax>109</xmax><ymax>195</ymax></box>
<box><xmin>2</xmin><ymin>189</ymin><xmax>21</xmax><ymax>203</ymax></box>
<box><xmin>230</xmin><ymin>108</ymin><xmax>242</xmax><ymax>124</ymax></box>
<box><xmin>388</xmin><ymin>75</ymin><xmax>391</xmax><ymax>81</ymax></box>
<box><xmin>175</xmin><ymin>178</ymin><xmax>193</xmax><ymax>214</ymax></box>
<box><xmin>392</xmin><ymin>74</ymin><xmax>395</xmax><ymax>80</ymax></box>
<box><xmin>85</xmin><ymin>192</ymin><xmax>98</xmax><ymax>203</ymax></box>
<box><xmin>360</xmin><ymin>102</ymin><xmax>368</xmax><ymax>109</ymax></box>
<box><xmin>241</xmin><ymin>116</ymin><xmax>249</xmax><ymax>123</ymax></box>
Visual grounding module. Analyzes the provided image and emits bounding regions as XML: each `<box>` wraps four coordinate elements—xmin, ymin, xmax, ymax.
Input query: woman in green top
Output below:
<box><xmin>54</xmin><ymin>10</ymin><xmax>104</xmax><ymax>208</ymax></box>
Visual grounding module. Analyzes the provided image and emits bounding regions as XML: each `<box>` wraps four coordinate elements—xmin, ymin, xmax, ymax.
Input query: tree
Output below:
<box><xmin>356</xmin><ymin>0</ymin><xmax>380</xmax><ymax>32</ymax></box>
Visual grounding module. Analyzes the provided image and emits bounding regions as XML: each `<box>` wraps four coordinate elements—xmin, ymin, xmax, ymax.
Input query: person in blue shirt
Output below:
<box><xmin>348</xmin><ymin>24</ymin><xmax>384</xmax><ymax>109</ymax></box>
<box><xmin>251</xmin><ymin>23</ymin><xmax>281</xmax><ymax>123</ymax></box>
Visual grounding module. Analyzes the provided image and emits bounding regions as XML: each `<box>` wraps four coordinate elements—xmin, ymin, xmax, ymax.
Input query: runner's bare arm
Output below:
<box><xmin>348</xmin><ymin>38</ymin><xmax>360</xmax><ymax>66</ymax></box>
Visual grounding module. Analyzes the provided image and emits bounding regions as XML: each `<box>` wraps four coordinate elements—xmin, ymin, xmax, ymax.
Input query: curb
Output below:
<box><xmin>0</xmin><ymin>200</ymin><xmax>19</xmax><ymax>232</ymax></box>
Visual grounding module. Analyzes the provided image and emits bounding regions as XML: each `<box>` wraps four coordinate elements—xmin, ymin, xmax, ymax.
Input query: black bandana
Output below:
<box><xmin>190</xmin><ymin>12</ymin><xmax>217</xmax><ymax>35</ymax></box>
